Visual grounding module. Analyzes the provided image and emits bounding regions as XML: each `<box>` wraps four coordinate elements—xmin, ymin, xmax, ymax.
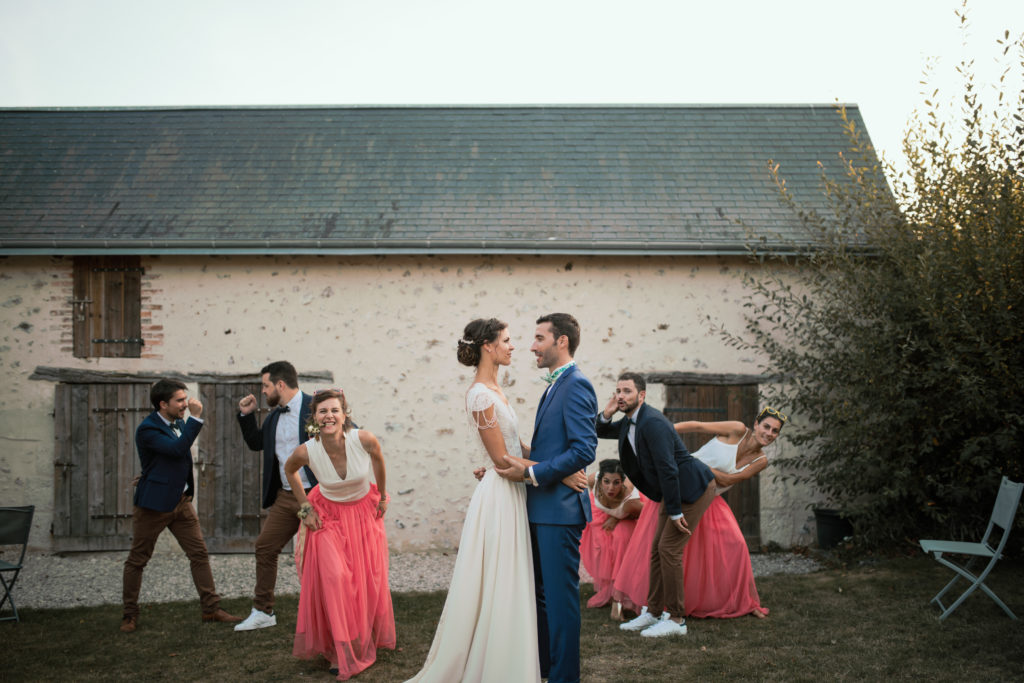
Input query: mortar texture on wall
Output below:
<box><xmin>1</xmin><ymin>254</ymin><xmax>807</xmax><ymax>552</ymax></box>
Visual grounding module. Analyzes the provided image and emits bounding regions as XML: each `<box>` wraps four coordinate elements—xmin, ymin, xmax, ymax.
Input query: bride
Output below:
<box><xmin>407</xmin><ymin>318</ymin><xmax>582</xmax><ymax>683</ymax></box>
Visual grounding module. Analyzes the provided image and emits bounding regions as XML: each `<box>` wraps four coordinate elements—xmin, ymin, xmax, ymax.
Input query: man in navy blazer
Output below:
<box><xmin>597</xmin><ymin>372</ymin><xmax>716</xmax><ymax>639</ymax></box>
<box><xmin>498</xmin><ymin>313</ymin><xmax>597</xmax><ymax>683</ymax></box>
<box><xmin>234</xmin><ymin>360</ymin><xmax>317</xmax><ymax>631</ymax></box>
<box><xmin>120</xmin><ymin>378</ymin><xmax>240</xmax><ymax>632</ymax></box>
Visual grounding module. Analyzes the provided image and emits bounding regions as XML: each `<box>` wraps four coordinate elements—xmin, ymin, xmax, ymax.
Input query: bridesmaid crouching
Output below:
<box><xmin>580</xmin><ymin>459</ymin><xmax>643</xmax><ymax>619</ymax></box>
<box><xmin>284</xmin><ymin>389</ymin><xmax>396</xmax><ymax>680</ymax></box>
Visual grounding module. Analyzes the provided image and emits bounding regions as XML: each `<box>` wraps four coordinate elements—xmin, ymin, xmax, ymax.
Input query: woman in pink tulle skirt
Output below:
<box><xmin>580</xmin><ymin>459</ymin><xmax>643</xmax><ymax>619</ymax></box>
<box><xmin>284</xmin><ymin>389</ymin><xmax>396</xmax><ymax>680</ymax></box>
<box><xmin>613</xmin><ymin>407</ymin><xmax>787</xmax><ymax>619</ymax></box>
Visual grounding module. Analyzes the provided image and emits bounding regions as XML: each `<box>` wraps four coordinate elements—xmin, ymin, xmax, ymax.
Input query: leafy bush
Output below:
<box><xmin>726</xmin><ymin>17</ymin><xmax>1024</xmax><ymax>548</ymax></box>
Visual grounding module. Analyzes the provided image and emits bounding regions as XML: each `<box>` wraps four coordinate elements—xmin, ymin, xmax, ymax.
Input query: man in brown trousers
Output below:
<box><xmin>234</xmin><ymin>361</ymin><xmax>316</xmax><ymax>631</ymax></box>
<box><xmin>121</xmin><ymin>378</ymin><xmax>241</xmax><ymax>632</ymax></box>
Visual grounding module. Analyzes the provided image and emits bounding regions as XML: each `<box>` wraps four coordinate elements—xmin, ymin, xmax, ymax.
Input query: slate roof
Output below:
<box><xmin>0</xmin><ymin>105</ymin><xmax>881</xmax><ymax>255</ymax></box>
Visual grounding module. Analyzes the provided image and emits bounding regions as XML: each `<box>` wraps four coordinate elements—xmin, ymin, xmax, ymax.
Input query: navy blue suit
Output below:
<box><xmin>134</xmin><ymin>411</ymin><xmax>203</xmax><ymax>512</ymax></box>
<box><xmin>237</xmin><ymin>393</ymin><xmax>317</xmax><ymax>508</ymax></box>
<box><xmin>597</xmin><ymin>401</ymin><xmax>716</xmax><ymax>617</ymax></box>
<box><xmin>597</xmin><ymin>402</ymin><xmax>714</xmax><ymax>515</ymax></box>
<box><xmin>124</xmin><ymin>409</ymin><xmax>223</xmax><ymax>619</ymax></box>
<box><xmin>527</xmin><ymin>364</ymin><xmax>598</xmax><ymax>683</ymax></box>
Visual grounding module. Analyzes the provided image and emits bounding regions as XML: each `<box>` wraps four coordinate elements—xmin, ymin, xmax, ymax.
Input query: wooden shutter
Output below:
<box><xmin>72</xmin><ymin>256</ymin><xmax>143</xmax><ymax>358</ymax></box>
<box><xmin>52</xmin><ymin>382</ymin><xmax>149</xmax><ymax>551</ymax></box>
<box><xmin>197</xmin><ymin>381</ymin><xmax>268</xmax><ymax>552</ymax></box>
<box><xmin>663</xmin><ymin>383</ymin><xmax>761</xmax><ymax>549</ymax></box>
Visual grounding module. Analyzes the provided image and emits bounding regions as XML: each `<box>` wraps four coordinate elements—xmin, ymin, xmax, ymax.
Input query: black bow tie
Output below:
<box><xmin>278</xmin><ymin>405</ymin><xmax>290</xmax><ymax>413</ymax></box>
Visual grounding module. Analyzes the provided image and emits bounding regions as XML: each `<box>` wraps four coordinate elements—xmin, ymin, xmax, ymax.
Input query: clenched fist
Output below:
<box><xmin>239</xmin><ymin>393</ymin><xmax>258</xmax><ymax>415</ymax></box>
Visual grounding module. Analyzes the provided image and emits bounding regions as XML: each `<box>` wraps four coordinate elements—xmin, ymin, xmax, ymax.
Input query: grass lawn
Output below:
<box><xmin>2</xmin><ymin>555</ymin><xmax>1022</xmax><ymax>681</ymax></box>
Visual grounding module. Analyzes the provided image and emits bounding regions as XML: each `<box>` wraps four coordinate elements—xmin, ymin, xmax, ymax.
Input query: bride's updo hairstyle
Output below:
<box><xmin>457</xmin><ymin>317</ymin><xmax>507</xmax><ymax>367</ymax></box>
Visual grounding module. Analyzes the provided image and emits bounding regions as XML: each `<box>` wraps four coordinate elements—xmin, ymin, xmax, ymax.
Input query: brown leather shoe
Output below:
<box><xmin>119</xmin><ymin>615</ymin><xmax>137</xmax><ymax>633</ymax></box>
<box><xmin>202</xmin><ymin>608</ymin><xmax>242</xmax><ymax>623</ymax></box>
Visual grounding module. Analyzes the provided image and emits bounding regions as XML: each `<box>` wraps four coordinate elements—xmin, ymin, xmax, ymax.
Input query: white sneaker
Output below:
<box><xmin>234</xmin><ymin>607</ymin><xmax>277</xmax><ymax>631</ymax></box>
<box><xmin>641</xmin><ymin>618</ymin><xmax>688</xmax><ymax>638</ymax></box>
<box><xmin>620</xmin><ymin>607</ymin><xmax>661</xmax><ymax>631</ymax></box>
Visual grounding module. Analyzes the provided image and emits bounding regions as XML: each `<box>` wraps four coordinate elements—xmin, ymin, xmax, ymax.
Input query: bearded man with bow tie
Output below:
<box><xmin>120</xmin><ymin>378</ymin><xmax>241</xmax><ymax>633</ymax></box>
<box><xmin>597</xmin><ymin>372</ymin><xmax>715</xmax><ymax>639</ymax></box>
<box><xmin>234</xmin><ymin>360</ymin><xmax>317</xmax><ymax>632</ymax></box>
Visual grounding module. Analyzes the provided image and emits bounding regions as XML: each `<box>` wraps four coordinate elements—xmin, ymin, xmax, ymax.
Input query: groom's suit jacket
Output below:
<box><xmin>134</xmin><ymin>411</ymin><xmax>203</xmax><ymax>513</ymax></box>
<box><xmin>596</xmin><ymin>401</ymin><xmax>714</xmax><ymax>517</ymax></box>
<box><xmin>237</xmin><ymin>393</ymin><xmax>317</xmax><ymax>509</ymax></box>
<box><xmin>527</xmin><ymin>364</ymin><xmax>599</xmax><ymax>525</ymax></box>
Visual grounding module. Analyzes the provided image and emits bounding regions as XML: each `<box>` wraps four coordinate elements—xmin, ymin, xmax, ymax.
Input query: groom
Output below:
<box><xmin>498</xmin><ymin>312</ymin><xmax>597</xmax><ymax>683</ymax></box>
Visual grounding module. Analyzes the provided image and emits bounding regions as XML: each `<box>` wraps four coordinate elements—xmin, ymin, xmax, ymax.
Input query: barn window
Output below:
<box><xmin>71</xmin><ymin>256</ymin><xmax>143</xmax><ymax>358</ymax></box>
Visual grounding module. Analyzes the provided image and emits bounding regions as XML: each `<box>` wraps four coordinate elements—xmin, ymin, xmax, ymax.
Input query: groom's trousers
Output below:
<box><xmin>531</xmin><ymin>522</ymin><xmax>584</xmax><ymax>683</ymax></box>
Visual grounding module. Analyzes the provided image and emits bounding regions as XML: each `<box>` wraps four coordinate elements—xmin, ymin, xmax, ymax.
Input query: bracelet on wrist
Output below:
<box><xmin>296</xmin><ymin>502</ymin><xmax>314</xmax><ymax>520</ymax></box>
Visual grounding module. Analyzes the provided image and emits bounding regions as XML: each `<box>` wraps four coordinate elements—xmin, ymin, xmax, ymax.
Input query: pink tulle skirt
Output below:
<box><xmin>580</xmin><ymin>491</ymin><xmax>639</xmax><ymax>608</ymax></box>
<box><xmin>612</xmin><ymin>496</ymin><xmax>767</xmax><ymax>618</ymax></box>
<box><xmin>293</xmin><ymin>484</ymin><xmax>396</xmax><ymax>680</ymax></box>
<box><xmin>611</xmin><ymin>495</ymin><xmax>657</xmax><ymax>614</ymax></box>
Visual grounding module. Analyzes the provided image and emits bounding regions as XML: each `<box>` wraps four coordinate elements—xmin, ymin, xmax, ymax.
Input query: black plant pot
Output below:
<box><xmin>814</xmin><ymin>508</ymin><xmax>853</xmax><ymax>549</ymax></box>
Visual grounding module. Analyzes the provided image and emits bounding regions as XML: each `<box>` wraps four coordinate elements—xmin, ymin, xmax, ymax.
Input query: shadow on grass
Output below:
<box><xmin>2</xmin><ymin>556</ymin><xmax>1022</xmax><ymax>682</ymax></box>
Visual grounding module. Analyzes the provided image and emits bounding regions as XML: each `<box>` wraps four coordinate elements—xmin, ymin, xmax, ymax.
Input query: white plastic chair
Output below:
<box><xmin>919</xmin><ymin>476</ymin><xmax>1022</xmax><ymax>620</ymax></box>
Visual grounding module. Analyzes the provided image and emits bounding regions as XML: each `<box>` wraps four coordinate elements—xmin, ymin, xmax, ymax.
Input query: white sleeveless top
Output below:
<box><xmin>592</xmin><ymin>483</ymin><xmax>641</xmax><ymax>519</ymax></box>
<box><xmin>304</xmin><ymin>430</ymin><xmax>372</xmax><ymax>502</ymax></box>
<box><xmin>692</xmin><ymin>430</ymin><xmax>767</xmax><ymax>494</ymax></box>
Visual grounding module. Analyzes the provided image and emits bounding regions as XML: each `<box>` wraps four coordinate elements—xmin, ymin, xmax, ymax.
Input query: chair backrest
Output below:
<box><xmin>0</xmin><ymin>506</ymin><xmax>34</xmax><ymax>565</ymax></box>
<box><xmin>991</xmin><ymin>477</ymin><xmax>1023</xmax><ymax>531</ymax></box>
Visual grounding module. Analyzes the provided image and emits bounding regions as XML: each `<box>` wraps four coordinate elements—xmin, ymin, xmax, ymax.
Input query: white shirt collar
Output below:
<box><xmin>285</xmin><ymin>390</ymin><xmax>303</xmax><ymax>413</ymax></box>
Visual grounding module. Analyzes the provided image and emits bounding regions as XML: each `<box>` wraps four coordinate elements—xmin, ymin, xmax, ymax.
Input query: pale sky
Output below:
<box><xmin>1</xmin><ymin>0</ymin><xmax>1021</xmax><ymax>176</ymax></box>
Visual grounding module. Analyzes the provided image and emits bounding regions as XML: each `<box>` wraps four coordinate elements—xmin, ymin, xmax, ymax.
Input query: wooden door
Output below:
<box><xmin>52</xmin><ymin>382</ymin><xmax>150</xmax><ymax>551</ymax></box>
<box><xmin>197</xmin><ymin>382</ymin><xmax>267</xmax><ymax>552</ymax></box>
<box><xmin>662</xmin><ymin>384</ymin><xmax>761</xmax><ymax>549</ymax></box>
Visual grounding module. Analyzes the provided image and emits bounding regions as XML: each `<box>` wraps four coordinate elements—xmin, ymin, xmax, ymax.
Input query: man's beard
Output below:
<box><xmin>266</xmin><ymin>391</ymin><xmax>280</xmax><ymax>408</ymax></box>
<box><xmin>537</xmin><ymin>347</ymin><xmax>559</xmax><ymax>369</ymax></box>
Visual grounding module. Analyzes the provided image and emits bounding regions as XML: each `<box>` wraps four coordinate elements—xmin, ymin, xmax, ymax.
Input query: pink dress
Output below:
<box><xmin>580</xmin><ymin>484</ymin><xmax>641</xmax><ymax>607</ymax></box>
<box><xmin>612</xmin><ymin>435</ymin><xmax>768</xmax><ymax>618</ymax></box>
<box><xmin>294</xmin><ymin>432</ymin><xmax>396</xmax><ymax>680</ymax></box>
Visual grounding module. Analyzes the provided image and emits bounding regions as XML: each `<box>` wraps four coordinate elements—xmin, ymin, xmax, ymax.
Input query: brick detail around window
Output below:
<box><xmin>53</xmin><ymin>257</ymin><xmax>164</xmax><ymax>359</ymax></box>
<box><xmin>140</xmin><ymin>265</ymin><xmax>163</xmax><ymax>360</ymax></box>
<box><xmin>52</xmin><ymin>259</ymin><xmax>75</xmax><ymax>355</ymax></box>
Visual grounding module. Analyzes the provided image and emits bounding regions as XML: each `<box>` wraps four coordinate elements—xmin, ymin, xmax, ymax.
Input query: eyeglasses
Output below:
<box><xmin>758</xmin><ymin>406</ymin><xmax>788</xmax><ymax>423</ymax></box>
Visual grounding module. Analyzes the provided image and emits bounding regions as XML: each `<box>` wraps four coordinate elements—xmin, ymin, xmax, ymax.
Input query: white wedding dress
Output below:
<box><xmin>406</xmin><ymin>383</ymin><xmax>541</xmax><ymax>682</ymax></box>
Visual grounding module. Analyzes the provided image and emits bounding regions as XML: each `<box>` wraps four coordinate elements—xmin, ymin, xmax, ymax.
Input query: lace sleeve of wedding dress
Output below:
<box><xmin>466</xmin><ymin>385</ymin><xmax>500</xmax><ymax>430</ymax></box>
